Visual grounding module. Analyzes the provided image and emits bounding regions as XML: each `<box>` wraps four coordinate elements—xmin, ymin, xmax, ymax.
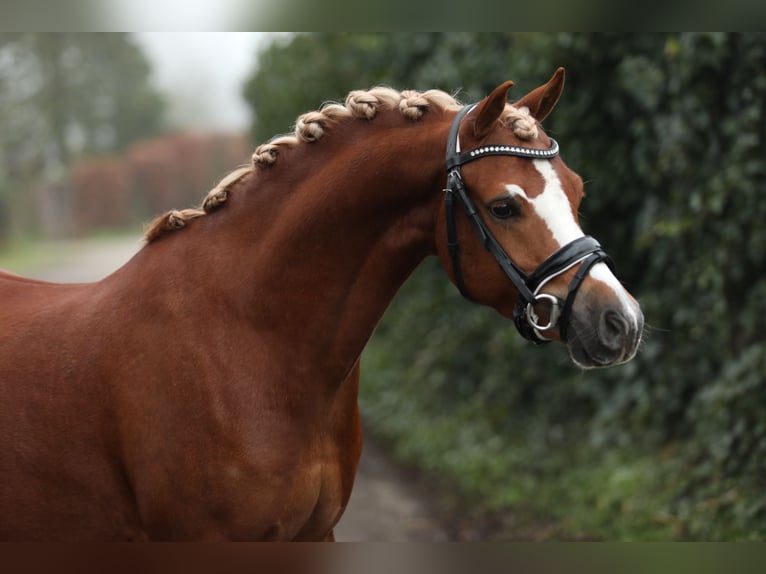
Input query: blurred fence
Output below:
<box><xmin>25</xmin><ymin>132</ymin><xmax>249</xmax><ymax>238</ymax></box>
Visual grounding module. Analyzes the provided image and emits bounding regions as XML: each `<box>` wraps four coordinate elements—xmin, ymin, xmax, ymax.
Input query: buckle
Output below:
<box><xmin>525</xmin><ymin>294</ymin><xmax>561</xmax><ymax>332</ymax></box>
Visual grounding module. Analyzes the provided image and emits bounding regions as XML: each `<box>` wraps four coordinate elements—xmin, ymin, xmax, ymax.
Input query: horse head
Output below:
<box><xmin>435</xmin><ymin>68</ymin><xmax>643</xmax><ymax>368</ymax></box>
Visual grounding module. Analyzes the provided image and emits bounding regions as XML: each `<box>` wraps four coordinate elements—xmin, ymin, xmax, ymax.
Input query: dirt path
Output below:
<box><xmin>335</xmin><ymin>437</ymin><xmax>447</xmax><ymax>541</ymax></box>
<box><xmin>11</xmin><ymin>235</ymin><xmax>449</xmax><ymax>542</ymax></box>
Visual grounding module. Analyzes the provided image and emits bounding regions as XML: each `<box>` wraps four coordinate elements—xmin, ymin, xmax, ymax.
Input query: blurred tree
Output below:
<box><xmin>243</xmin><ymin>32</ymin><xmax>554</xmax><ymax>144</ymax></box>
<box><xmin>0</xmin><ymin>33</ymin><xmax>165</xmax><ymax>169</ymax></box>
<box><xmin>0</xmin><ymin>33</ymin><xmax>165</xmax><ymax>238</ymax></box>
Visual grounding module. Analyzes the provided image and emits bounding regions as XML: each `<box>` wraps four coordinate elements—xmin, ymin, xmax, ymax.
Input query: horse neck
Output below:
<box><xmin>150</xmin><ymin>113</ymin><xmax>451</xmax><ymax>386</ymax></box>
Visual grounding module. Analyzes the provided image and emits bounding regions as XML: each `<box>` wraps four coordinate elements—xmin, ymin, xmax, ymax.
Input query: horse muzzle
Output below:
<box><xmin>565</xmin><ymin>292</ymin><xmax>644</xmax><ymax>369</ymax></box>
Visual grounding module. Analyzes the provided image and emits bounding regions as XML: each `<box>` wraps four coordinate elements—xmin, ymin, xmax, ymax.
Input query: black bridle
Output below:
<box><xmin>444</xmin><ymin>104</ymin><xmax>613</xmax><ymax>344</ymax></box>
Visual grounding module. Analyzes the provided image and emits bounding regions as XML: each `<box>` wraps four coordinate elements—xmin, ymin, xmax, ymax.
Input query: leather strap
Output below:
<box><xmin>446</xmin><ymin>171</ymin><xmax>537</xmax><ymax>305</ymax></box>
<box><xmin>524</xmin><ymin>236</ymin><xmax>609</xmax><ymax>292</ymax></box>
<box><xmin>443</xmin><ymin>103</ymin><xmax>612</xmax><ymax>344</ymax></box>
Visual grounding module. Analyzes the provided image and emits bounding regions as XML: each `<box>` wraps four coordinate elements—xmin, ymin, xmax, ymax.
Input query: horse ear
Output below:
<box><xmin>473</xmin><ymin>80</ymin><xmax>514</xmax><ymax>139</ymax></box>
<box><xmin>514</xmin><ymin>67</ymin><xmax>566</xmax><ymax>123</ymax></box>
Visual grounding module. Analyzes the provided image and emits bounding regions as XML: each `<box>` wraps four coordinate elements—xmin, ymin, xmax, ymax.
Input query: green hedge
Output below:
<box><xmin>246</xmin><ymin>33</ymin><xmax>766</xmax><ymax>539</ymax></box>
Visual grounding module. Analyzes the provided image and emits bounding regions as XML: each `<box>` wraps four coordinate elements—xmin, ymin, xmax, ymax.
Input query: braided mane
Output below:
<box><xmin>144</xmin><ymin>86</ymin><xmax>538</xmax><ymax>242</ymax></box>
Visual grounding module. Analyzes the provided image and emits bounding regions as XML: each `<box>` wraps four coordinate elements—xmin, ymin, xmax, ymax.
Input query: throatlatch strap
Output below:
<box><xmin>444</xmin><ymin>186</ymin><xmax>468</xmax><ymax>298</ymax></box>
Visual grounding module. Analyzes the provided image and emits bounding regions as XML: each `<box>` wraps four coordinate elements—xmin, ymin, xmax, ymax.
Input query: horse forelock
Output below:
<box><xmin>501</xmin><ymin>104</ymin><xmax>539</xmax><ymax>141</ymax></box>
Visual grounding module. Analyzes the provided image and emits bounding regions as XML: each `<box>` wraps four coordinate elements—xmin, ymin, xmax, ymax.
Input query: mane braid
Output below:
<box><xmin>143</xmin><ymin>166</ymin><xmax>250</xmax><ymax>242</ymax></box>
<box><xmin>501</xmin><ymin>104</ymin><xmax>539</xmax><ymax>141</ymax></box>
<box><xmin>144</xmin><ymin>86</ymin><xmax>534</xmax><ymax>242</ymax></box>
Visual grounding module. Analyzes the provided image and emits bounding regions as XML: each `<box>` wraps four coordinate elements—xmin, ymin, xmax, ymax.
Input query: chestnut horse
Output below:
<box><xmin>0</xmin><ymin>69</ymin><xmax>642</xmax><ymax>540</ymax></box>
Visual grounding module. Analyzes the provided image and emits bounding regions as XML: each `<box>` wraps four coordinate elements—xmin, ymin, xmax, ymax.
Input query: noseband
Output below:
<box><xmin>444</xmin><ymin>104</ymin><xmax>613</xmax><ymax>343</ymax></box>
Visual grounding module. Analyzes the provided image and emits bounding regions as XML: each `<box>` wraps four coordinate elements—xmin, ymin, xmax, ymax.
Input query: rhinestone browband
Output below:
<box><xmin>446</xmin><ymin>138</ymin><xmax>559</xmax><ymax>170</ymax></box>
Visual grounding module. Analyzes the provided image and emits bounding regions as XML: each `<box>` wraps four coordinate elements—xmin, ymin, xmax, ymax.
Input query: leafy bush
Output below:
<box><xmin>245</xmin><ymin>33</ymin><xmax>766</xmax><ymax>539</ymax></box>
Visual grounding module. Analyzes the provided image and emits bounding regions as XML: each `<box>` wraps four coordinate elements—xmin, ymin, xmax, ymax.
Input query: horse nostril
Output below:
<box><xmin>599</xmin><ymin>309</ymin><xmax>630</xmax><ymax>351</ymax></box>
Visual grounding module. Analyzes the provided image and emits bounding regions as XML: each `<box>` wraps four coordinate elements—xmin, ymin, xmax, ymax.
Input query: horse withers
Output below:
<box><xmin>0</xmin><ymin>68</ymin><xmax>642</xmax><ymax>540</ymax></box>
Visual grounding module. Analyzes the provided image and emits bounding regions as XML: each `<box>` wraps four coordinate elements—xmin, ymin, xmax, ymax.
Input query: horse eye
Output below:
<box><xmin>489</xmin><ymin>201</ymin><xmax>518</xmax><ymax>220</ymax></box>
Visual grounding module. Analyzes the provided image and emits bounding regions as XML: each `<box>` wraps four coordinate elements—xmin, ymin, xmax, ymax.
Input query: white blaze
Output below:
<box><xmin>505</xmin><ymin>160</ymin><xmax>641</xmax><ymax>328</ymax></box>
<box><xmin>506</xmin><ymin>160</ymin><xmax>584</xmax><ymax>246</ymax></box>
<box><xmin>590</xmin><ymin>263</ymin><xmax>641</xmax><ymax>326</ymax></box>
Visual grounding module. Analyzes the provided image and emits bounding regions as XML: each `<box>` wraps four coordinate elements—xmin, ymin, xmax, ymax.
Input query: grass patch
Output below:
<box><xmin>360</xmin><ymin>377</ymin><xmax>766</xmax><ymax>542</ymax></box>
<box><xmin>359</xmin><ymin>321</ymin><xmax>765</xmax><ymax>541</ymax></box>
<box><xmin>361</xmin><ymin>399</ymin><xmax>679</xmax><ymax>540</ymax></box>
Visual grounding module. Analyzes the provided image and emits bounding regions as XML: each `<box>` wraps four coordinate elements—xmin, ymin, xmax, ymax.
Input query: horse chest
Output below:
<box><xmin>213</xmin><ymin>437</ymin><xmax>353</xmax><ymax>541</ymax></box>
<box><xmin>274</xmin><ymin>400</ymin><xmax>362</xmax><ymax>540</ymax></box>
<box><xmin>264</xmin><ymin>420</ymin><xmax>361</xmax><ymax>540</ymax></box>
<box><xmin>127</xmin><ymin>400</ymin><xmax>361</xmax><ymax>541</ymax></box>
<box><xmin>290</xmin><ymin>454</ymin><xmax>350</xmax><ymax>540</ymax></box>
